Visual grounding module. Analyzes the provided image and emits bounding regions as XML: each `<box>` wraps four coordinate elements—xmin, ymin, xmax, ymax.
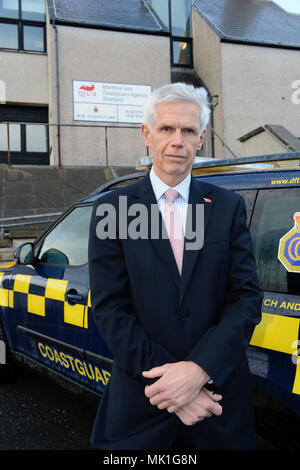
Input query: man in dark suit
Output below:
<box><xmin>88</xmin><ymin>82</ymin><xmax>263</xmax><ymax>450</ymax></box>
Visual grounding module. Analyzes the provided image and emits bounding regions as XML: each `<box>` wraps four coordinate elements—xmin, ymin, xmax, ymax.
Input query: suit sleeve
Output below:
<box><xmin>88</xmin><ymin>199</ymin><xmax>176</xmax><ymax>384</ymax></box>
<box><xmin>185</xmin><ymin>195</ymin><xmax>263</xmax><ymax>389</ymax></box>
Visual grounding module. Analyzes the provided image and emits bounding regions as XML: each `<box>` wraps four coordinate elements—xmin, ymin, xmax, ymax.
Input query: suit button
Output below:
<box><xmin>182</xmin><ymin>312</ymin><xmax>192</xmax><ymax>321</ymax></box>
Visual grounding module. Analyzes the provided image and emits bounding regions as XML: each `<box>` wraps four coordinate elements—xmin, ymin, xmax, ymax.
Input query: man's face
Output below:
<box><xmin>141</xmin><ymin>101</ymin><xmax>206</xmax><ymax>186</ymax></box>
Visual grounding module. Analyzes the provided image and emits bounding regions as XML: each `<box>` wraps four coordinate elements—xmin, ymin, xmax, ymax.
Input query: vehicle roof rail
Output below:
<box><xmin>88</xmin><ymin>171</ymin><xmax>148</xmax><ymax>195</ymax></box>
<box><xmin>89</xmin><ymin>151</ymin><xmax>300</xmax><ymax>196</ymax></box>
<box><xmin>191</xmin><ymin>151</ymin><xmax>300</xmax><ymax>169</ymax></box>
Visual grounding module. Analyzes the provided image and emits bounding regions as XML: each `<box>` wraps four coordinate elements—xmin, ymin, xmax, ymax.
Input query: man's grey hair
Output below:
<box><xmin>143</xmin><ymin>82</ymin><xmax>211</xmax><ymax>134</ymax></box>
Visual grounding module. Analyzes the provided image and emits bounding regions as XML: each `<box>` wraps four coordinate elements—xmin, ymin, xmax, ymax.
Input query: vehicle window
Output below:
<box><xmin>235</xmin><ymin>189</ymin><xmax>257</xmax><ymax>226</ymax></box>
<box><xmin>250</xmin><ymin>188</ymin><xmax>300</xmax><ymax>294</ymax></box>
<box><xmin>37</xmin><ymin>205</ymin><xmax>93</xmax><ymax>266</ymax></box>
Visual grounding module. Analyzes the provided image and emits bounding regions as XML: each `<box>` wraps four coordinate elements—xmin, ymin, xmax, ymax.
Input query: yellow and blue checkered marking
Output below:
<box><xmin>2</xmin><ymin>271</ymin><xmax>300</xmax><ymax>395</ymax></box>
<box><xmin>250</xmin><ymin>311</ymin><xmax>300</xmax><ymax>395</ymax></box>
<box><xmin>0</xmin><ymin>272</ymin><xmax>90</xmax><ymax>329</ymax></box>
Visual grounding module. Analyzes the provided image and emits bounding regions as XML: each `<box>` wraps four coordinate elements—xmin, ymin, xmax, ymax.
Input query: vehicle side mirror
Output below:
<box><xmin>13</xmin><ymin>242</ymin><xmax>35</xmax><ymax>265</ymax></box>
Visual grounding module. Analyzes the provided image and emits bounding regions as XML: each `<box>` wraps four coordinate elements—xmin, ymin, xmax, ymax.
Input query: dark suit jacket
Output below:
<box><xmin>88</xmin><ymin>174</ymin><xmax>263</xmax><ymax>450</ymax></box>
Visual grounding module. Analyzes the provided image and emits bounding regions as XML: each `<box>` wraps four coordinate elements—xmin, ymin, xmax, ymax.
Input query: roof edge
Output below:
<box><xmin>193</xmin><ymin>1</ymin><xmax>300</xmax><ymax>50</ymax></box>
<box><xmin>220</xmin><ymin>36</ymin><xmax>300</xmax><ymax>51</ymax></box>
<box><xmin>192</xmin><ymin>2</ymin><xmax>225</xmax><ymax>39</ymax></box>
<box><xmin>48</xmin><ymin>17</ymin><xmax>170</xmax><ymax>37</ymax></box>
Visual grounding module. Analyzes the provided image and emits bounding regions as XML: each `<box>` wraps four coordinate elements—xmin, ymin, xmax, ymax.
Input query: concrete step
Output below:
<box><xmin>0</xmin><ymin>248</ymin><xmax>14</xmax><ymax>262</ymax></box>
<box><xmin>0</xmin><ymin>237</ymin><xmax>36</xmax><ymax>263</ymax></box>
<box><xmin>0</xmin><ymin>164</ymin><xmax>137</xmax><ymax>263</ymax></box>
<box><xmin>0</xmin><ymin>239</ymin><xmax>11</xmax><ymax>248</ymax></box>
<box><xmin>0</xmin><ymin>165</ymin><xmax>136</xmax><ymax>220</ymax></box>
<box><xmin>7</xmin><ymin>227</ymin><xmax>47</xmax><ymax>240</ymax></box>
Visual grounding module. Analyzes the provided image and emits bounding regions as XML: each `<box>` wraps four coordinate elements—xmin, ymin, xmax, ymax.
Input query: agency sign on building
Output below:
<box><xmin>72</xmin><ymin>80</ymin><xmax>151</xmax><ymax>124</ymax></box>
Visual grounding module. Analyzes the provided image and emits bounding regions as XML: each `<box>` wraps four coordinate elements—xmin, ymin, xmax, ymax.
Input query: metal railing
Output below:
<box><xmin>0</xmin><ymin>120</ymin><xmax>240</xmax><ymax>166</ymax></box>
<box><xmin>0</xmin><ymin>121</ymin><xmax>149</xmax><ymax>166</ymax></box>
<box><xmin>0</xmin><ymin>212</ymin><xmax>62</xmax><ymax>239</ymax></box>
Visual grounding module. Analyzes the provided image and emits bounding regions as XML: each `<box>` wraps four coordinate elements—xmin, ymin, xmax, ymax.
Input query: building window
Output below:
<box><xmin>0</xmin><ymin>105</ymin><xmax>49</xmax><ymax>165</ymax></box>
<box><xmin>148</xmin><ymin>0</ymin><xmax>193</xmax><ymax>67</ymax></box>
<box><xmin>171</xmin><ymin>38</ymin><xmax>192</xmax><ymax>66</ymax></box>
<box><xmin>0</xmin><ymin>22</ymin><xmax>18</xmax><ymax>48</ymax></box>
<box><xmin>0</xmin><ymin>0</ymin><xmax>19</xmax><ymax>19</ymax></box>
<box><xmin>170</xmin><ymin>0</ymin><xmax>191</xmax><ymax>37</ymax></box>
<box><xmin>0</xmin><ymin>123</ymin><xmax>21</xmax><ymax>151</ymax></box>
<box><xmin>25</xmin><ymin>124</ymin><xmax>47</xmax><ymax>152</ymax></box>
<box><xmin>170</xmin><ymin>0</ymin><xmax>192</xmax><ymax>67</ymax></box>
<box><xmin>0</xmin><ymin>0</ymin><xmax>46</xmax><ymax>52</ymax></box>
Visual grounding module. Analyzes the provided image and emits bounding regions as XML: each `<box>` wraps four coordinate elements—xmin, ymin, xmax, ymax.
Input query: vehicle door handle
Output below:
<box><xmin>65</xmin><ymin>289</ymin><xmax>83</xmax><ymax>305</ymax></box>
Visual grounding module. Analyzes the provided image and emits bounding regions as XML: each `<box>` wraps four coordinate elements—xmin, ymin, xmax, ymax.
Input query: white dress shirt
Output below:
<box><xmin>149</xmin><ymin>167</ymin><xmax>214</xmax><ymax>385</ymax></box>
<box><xmin>149</xmin><ymin>167</ymin><xmax>191</xmax><ymax>234</ymax></box>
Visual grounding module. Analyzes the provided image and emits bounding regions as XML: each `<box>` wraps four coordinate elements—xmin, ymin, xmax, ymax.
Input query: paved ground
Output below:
<box><xmin>0</xmin><ymin>367</ymin><xmax>97</xmax><ymax>450</ymax></box>
<box><xmin>0</xmin><ymin>366</ymin><xmax>299</xmax><ymax>452</ymax></box>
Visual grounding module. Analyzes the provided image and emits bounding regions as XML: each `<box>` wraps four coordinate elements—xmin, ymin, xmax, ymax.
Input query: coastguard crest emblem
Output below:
<box><xmin>278</xmin><ymin>212</ymin><xmax>300</xmax><ymax>273</ymax></box>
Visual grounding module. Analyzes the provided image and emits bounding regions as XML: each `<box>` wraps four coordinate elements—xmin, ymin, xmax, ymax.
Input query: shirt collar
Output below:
<box><xmin>149</xmin><ymin>167</ymin><xmax>191</xmax><ymax>202</ymax></box>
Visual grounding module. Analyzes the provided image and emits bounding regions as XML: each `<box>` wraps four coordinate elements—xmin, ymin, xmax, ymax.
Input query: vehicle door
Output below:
<box><xmin>248</xmin><ymin>187</ymin><xmax>300</xmax><ymax>405</ymax></box>
<box><xmin>10</xmin><ymin>204</ymin><xmax>93</xmax><ymax>388</ymax></box>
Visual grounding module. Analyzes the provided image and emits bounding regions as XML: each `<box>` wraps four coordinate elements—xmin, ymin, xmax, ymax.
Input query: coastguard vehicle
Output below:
<box><xmin>0</xmin><ymin>152</ymin><xmax>300</xmax><ymax>447</ymax></box>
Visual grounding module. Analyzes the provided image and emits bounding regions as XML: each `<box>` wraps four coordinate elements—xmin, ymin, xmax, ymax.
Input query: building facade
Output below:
<box><xmin>192</xmin><ymin>0</ymin><xmax>300</xmax><ymax>159</ymax></box>
<box><xmin>0</xmin><ymin>0</ymin><xmax>300</xmax><ymax>167</ymax></box>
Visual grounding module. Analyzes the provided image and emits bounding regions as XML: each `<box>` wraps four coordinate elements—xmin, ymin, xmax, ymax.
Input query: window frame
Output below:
<box><xmin>22</xmin><ymin>20</ymin><xmax>46</xmax><ymax>52</ymax></box>
<box><xmin>147</xmin><ymin>0</ymin><xmax>193</xmax><ymax>67</ymax></box>
<box><xmin>170</xmin><ymin>36</ymin><xmax>193</xmax><ymax>68</ymax></box>
<box><xmin>169</xmin><ymin>0</ymin><xmax>193</xmax><ymax>68</ymax></box>
<box><xmin>0</xmin><ymin>121</ymin><xmax>49</xmax><ymax>164</ymax></box>
<box><xmin>0</xmin><ymin>105</ymin><xmax>49</xmax><ymax>164</ymax></box>
<box><xmin>0</xmin><ymin>0</ymin><xmax>46</xmax><ymax>52</ymax></box>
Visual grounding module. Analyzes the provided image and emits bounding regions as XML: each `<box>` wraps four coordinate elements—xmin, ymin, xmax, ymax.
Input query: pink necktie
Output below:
<box><xmin>164</xmin><ymin>189</ymin><xmax>184</xmax><ymax>275</ymax></box>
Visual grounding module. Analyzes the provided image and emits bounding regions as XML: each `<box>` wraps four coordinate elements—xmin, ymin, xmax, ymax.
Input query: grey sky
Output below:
<box><xmin>273</xmin><ymin>0</ymin><xmax>300</xmax><ymax>14</ymax></box>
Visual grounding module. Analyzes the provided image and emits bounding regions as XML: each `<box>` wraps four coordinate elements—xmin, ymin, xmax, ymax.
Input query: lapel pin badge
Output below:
<box><xmin>203</xmin><ymin>198</ymin><xmax>212</xmax><ymax>203</ymax></box>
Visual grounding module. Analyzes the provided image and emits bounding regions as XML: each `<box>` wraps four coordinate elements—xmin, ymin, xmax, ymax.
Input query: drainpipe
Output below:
<box><xmin>53</xmin><ymin>18</ymin><xmax>62</xmax><ymax>167</ymax></box>
<box><xmin>210</xmin><ymin>106</ymin><xmax>215</xmax><ymax>159</ymax></box>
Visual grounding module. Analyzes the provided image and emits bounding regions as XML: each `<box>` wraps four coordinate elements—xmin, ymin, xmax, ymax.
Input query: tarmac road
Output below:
<box><xmin>0</xmin><ymin>367</ymin><xmax>97</xmax><ymax>451</ymax></box>
<box><xmin>0</xmin><ymin>365</ymin><xmax>299</xmax><ymax>452</ymax></box>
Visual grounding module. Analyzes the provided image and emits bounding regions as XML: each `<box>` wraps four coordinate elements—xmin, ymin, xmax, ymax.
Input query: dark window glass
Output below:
<box><xmin>21</xmin><ymin>0</ymin><xmax>45</xmax><ymax>21</ymax></box>
<box><xmin>0</xmin><ymin>22</ymin><xmax>18</xmax><ymax>48</ymax></box>
<box><xmin>235</xmin><ymin>189</ymin><xmax>257</xmax><ymax>226</ymax></box>
<box><xmin>38</xmin><ymin>206</ymin><xmax>94</xmax><ymax>266</ymax></box>
<box><xmin>23</xmin><ymin>24</ymin><xmax>44</xmax><ymax>51</ymax></box>
<box><xmin>0</xmin><ymin>105</ymin><xmax>49</xmax><ymax>164</ymax></box>
<box><xmin>146</xmin><ymin>0</ymin><xmax>192</xmax><ymax>66</ymax></box>
<box><xmin>0</xmin><ymin>0</ymin><xmax>45</xmax><ymax>52</ymax></box>
<box><xmin>0</xmin><ymin>0</ymin><xmax>19</xmax><ymax>19</ymax></box>
<box><xmin>251</xmin><ymin>188</ymin><xmax>300</xmax><ymax>294</ymax></box>
<box><xmin>172</xmin><ymin>40</ymin><xmax>192</xmax><ymax>65</ymax></box>
<box><xmin>170</xmin><ymin>0</ymin><xmax>191</xmax><ymax>36</ymax></box>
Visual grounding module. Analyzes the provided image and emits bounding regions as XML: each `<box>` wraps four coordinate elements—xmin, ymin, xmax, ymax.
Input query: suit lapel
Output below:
<box><xmin>128</xmin><ymin>175</ymin><xmax>181</xmax><ymax>290</ymax></box>
<box><xmin>128</xmin><ymin>174</ymin><xmax>214</xmax><ymax>297</ymax></box>
<box><xmin>179</xmin><ymin>177</ymin><xmax>214</xmax><ymax>304</ymax></box>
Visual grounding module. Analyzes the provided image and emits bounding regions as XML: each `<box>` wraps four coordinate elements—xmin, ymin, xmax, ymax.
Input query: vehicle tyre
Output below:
<box><xmin>255</xmin><ymin>406</ymin><xmax>300</xmax><ymax>450</ymax></box>
<box><xmin>0</xmin><ymin>318</ymin><xmax>15</xmax><ymax>383</ymax></box>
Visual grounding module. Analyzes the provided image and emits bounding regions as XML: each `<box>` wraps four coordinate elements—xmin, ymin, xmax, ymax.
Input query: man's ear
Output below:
<box><xmin>197</xmin><ymin>129</ymin><xmax>206</xmax><ymax>150</ymax></box>
<box><xmin>141</xmin><ymin>123</ymin><xmax>151</xmax><ymax>147</ymax></box>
